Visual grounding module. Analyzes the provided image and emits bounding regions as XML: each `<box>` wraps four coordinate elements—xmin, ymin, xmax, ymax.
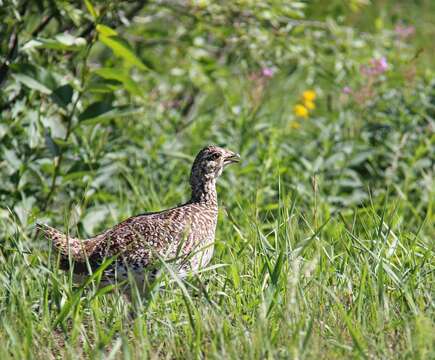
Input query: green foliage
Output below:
<box><xmin>0</xmin><ymin>0</ymin><xmax>434</xmax><ymax>358</ymax></box>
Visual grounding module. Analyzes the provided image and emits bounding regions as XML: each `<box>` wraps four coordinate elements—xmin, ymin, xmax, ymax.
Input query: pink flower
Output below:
<box><xmin>372</xmin><ymin>57</ymin><xmax>388</xmax><ymax>73</ymax></box>
<box><xmin>361</xmin><ymin>57</ymin><xmax>388</xmax><ymax>77</ymax></box>
<box><xmin>395</xmin><ymin>24</ymin><xmax>415</xmax><ymax>39</ymax></box>
<box><xmin>261</xmin><ymin>67</ymin><xmax>274</xmax><ymax>78</ymax></box>
<box><xmin>342</xmin><ymin>86</ymin><xmax>352</xmax><ymax>94</ymax></box>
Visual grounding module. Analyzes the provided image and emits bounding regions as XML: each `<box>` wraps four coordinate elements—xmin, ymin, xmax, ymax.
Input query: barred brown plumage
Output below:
<box><xmin>37</xmin><ymin>145</ymin><xmax>240</xmax><ymax>283</ymax></box>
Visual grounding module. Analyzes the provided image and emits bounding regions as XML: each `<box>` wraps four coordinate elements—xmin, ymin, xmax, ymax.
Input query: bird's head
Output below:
<box><xmin>190</xmin><ymin>145</ymin><xmax>240</xmax><ymax>184</ymax></box>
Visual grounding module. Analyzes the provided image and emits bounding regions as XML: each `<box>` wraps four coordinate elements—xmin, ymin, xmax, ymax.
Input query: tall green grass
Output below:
<box><xmin>0</xmin><ymin>176</ymin><xmax>433</xmax><ymax>358</ymax></box>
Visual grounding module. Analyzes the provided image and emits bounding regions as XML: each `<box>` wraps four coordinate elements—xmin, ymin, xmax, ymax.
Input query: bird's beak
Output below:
<box><xmin>224</xmin><ymin>152</ymin><xmax>241</xmax><ymax>165</ymax></box>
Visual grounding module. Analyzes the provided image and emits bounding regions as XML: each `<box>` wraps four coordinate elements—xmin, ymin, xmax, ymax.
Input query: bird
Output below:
<box><xmin>37</xmin><ymin>145</ymin><xmax>240</xmax><ymax>285</ymax></box>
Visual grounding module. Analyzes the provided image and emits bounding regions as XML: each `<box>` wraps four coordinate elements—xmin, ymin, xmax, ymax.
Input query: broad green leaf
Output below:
<box><xmin>99</xmin><ymin>35</ymin><xmax>147</xmax><ymax>70</ymax></box>
<box><xmin>348</xmin><ymin>150</ymin><xmax>373</xmax><ymax>167</ymax></box>
<box><xmin>2</xmin><ymin>149</ymin><xmax>21</xmax><ymax>171</ymax></box>
<box><xmin>96</xmin><ymin>24</ymin><xmax>118</xmax><ymax>37</ymax></box>
<box><xmin>11</xmin><ymin>63</ymin><xmax>58</xmax><ymax>94</ymax></box>
<box><xmin>56</xmin><ymin>33</ymin><xmax>85</xmax><ymax>47</ymax></box>
<box><xmin>93</xmin><ymin>67</ymin><xmax>141</xmax><ymax>95</ymax></box>
<box><xmin>93</xmin><ymin>68</ymin><xmax>125</xmax><ymax>81</ymax></box>
<box><xmin>78</xmin><ymin>101</ymin><xmax>113</xmax><ymax>122</ymax></box>
<box><xmin>52</xmin><ymin>138</ymin><xmax>70</xmax><ymax>150</ymax></box>
<box><xmin>84</xmin><ymin>0</ymin><xmax>98</xmax><ymax>19</ymax></box>
<box><xmin>27</xmin><ymin>111</ymin><xmax>39</xmax><ymax>149</ymax></box>
<box><xmin>22</xmin><ymin>34</ymin><xmax>86</xmax><ymax>51</ymax></box>
<box><xmin>80</xmin><ymin>106</ymin><xmax>143</xmax><ymax>125</ymax></box>
<box><xmin>12</xmin><ymin>74</ymin><xmax>52</xmax><ymax>94</ymax></box>
<box><xmin>62</xmin><ymin>171</ymin><xmax>91</xmax><ymax>183</ymax></box>
<box><xmin>51</xmin><ymin>84</ymin><xmax>74</xmax><ymax>108</ymax></box>
<box><xmin>44</xmin><ymin>129</ymin><xmax>60</xmax><ymax>157</ymax></box>
<box><xmin>86</xmin><ymin>80</ymin><xmax>122</xmax><ymax>94</ymax></box>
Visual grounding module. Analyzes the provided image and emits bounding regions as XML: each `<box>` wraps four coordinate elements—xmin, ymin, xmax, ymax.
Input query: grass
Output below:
<box><xmin>0</xmin><ymin>154</ymin><xmax>433</xmax><ymax>358</ymax></box>
<box><xmin>0</xmin><ymin>0</ymin><xmax>434</xmax><ymax>358</ymax></box>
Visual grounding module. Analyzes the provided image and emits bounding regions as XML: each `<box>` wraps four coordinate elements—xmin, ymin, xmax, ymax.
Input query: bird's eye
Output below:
<box><xmin>209</xmin><ymin>153</ymin><xmax>220</xmax><ymax>161</ymax></box>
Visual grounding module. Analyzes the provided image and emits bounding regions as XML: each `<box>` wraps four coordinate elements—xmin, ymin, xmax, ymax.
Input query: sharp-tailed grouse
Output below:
<box><xmin>37</xmin><ymin>146</ymin><xmax>240</xmax><ymax>283</ymax></box>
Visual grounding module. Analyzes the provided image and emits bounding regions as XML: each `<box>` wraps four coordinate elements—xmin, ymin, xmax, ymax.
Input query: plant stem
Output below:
<box><xmin>40</xmin><ymin>42</ymin><xmax>94</xmax><ymax>212</ymax></box>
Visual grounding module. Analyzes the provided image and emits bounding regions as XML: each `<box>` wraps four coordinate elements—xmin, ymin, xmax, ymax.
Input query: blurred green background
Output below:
<box><xmin>0</xmin><ymin>0</ymin><xmax>433</xmax><ymax>358</ymax></box>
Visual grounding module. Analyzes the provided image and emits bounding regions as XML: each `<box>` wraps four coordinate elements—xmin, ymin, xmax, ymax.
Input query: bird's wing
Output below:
<box><xmin>92</xmin><ymin>208</ymin><xmax>191</xmax><ymax>266</ymax></box>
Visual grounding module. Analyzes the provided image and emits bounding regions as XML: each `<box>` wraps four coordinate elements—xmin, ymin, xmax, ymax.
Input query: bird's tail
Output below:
<box><xmin>36</xmin><ymin>223</ymin><xmax>97</xmax><ymax>262</ymax></box>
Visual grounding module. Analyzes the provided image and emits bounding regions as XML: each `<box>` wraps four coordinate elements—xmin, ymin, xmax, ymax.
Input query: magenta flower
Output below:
<box><xmin>361</xmin><ymin>57</ymin><xmax>388</xmax><ymax>77</ymax></box>
<box><xmin>395</xmin><ymin>24</ymin><xmax>415</xmax><ymax>39</ymax></box>
<box><xmin>342</xmin><ymin>86</ymin><xmax>352</xmax><ymax>94</ymax></box>
<box><xmin>372</xmin><ymin>57</ymin><xmax>388</xmax><ymax>73</ymax></box>
<box><xmin>261</xmin><ymin>67</ymin><xmax>275</xmax><ymax>78</ymax></box>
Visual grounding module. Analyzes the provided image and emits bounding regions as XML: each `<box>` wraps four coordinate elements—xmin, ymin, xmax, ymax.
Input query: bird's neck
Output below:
<box><xmin>190</xmin><ymin>178</ymin><xmax>218</xmax><ymax>207</ymax></box>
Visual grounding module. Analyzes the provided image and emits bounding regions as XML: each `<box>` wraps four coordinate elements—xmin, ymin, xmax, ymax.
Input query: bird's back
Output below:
<box><xmin>95</xmin><ymin>203</ymin><xmax>218</xmax><ymax>265</ymax></box>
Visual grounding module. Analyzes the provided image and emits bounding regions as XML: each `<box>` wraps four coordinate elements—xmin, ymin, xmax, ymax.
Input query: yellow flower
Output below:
<box><xmin>293</xmin><ymin>104</ymin><xmax>309</xmax><ymax>118</ymax></box>
<box><xmin>302</xmin><ymin>90</ymin><xmax>316</xmax><ymax>101</ymax></box>
<box><xmin>304</xmin><ymin>99</ymin><xmax>316</xmax><ymax>110</ymax></box>
<box><xmin>195</xmin><ymin>0</ymin><xmax>208</xmax><ymax>7</ymax></box>
<box><xmin>290</xmin><ymin>121</ymin><xmax>301</xmax><ymax>129</ymax></box>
